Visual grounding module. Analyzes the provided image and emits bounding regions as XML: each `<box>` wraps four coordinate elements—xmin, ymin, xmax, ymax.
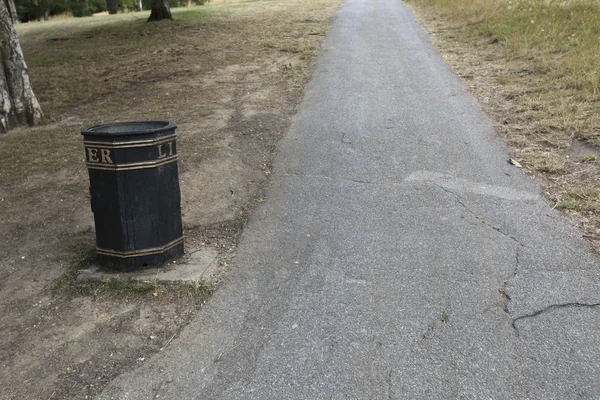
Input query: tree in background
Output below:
<box><xmin>15</xmin><ymin>0</ymin><xmax>99</xmax><ymax>21</ymax></box>
<box><xmin>105</xmin><ymin>0</ymin><xmax>116</xmax><ymax>14</ymax></box>
<box><xmin>147</xmin><ymin>0</ymin><xmax>170</xmax><ymax>21</ymax></box>
<box><xmin>14</xmin><ymin>0</ymin><xmax>138</xmax><ymax>20</ymax></box>
<box><xmin>12</xmin><ymin>0</ymin><xmax>206</xmax><ymax>22</ymax></box>
<box><xmin>0</xmin><ymin>0</ymin><xmax>43</xmax><ymax>132</ymax></box>
<box><xmin>145</xmin><ymin>0</ymin><xmax>207</xmax><ymax>21</ymax></box>
<box><xmin>25</xmin><ymin>0</ymin><xmax>179</xmax><ymax>22</ymax></box>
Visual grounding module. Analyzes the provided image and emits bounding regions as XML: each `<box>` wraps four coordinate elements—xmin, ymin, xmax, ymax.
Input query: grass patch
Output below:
<box><xmin>555</xmin><ymin>186</ymin><xmax>600</xmax><ymax>212</ymax></box>
<box><xmin>16</xmin><ymin>1</ymin><xmax>337</xmax><ymax>119</ymax></box>
<box><xmin>580</xmin><ymin>155</ymin><xmax>596</xmax><ymax>163</ymax></box>
<box><xmin>49</xmin><ymin>233</ymin><xmax>97</xmax><ymax>289</ymax></box>
<box><xmin>520</xmin><ymin>150</ymin><xmax>565</xmax><ymax>172</ymax></box>
<box><xmin>405</xmin><ymin>0</ymin><xmax>600</xmax><ymax>130</ymax></box>
<box><xmin>77</xmin><ymin>279</ymin><xmax>212</xmax><ymax>299</ymax></box>
<box><xmin>70</xmin><ymin>236</ymin><xmax>97</xmax><ymax>269</ymax></box>
<box><xmin>2</xmin><ymin>0</ymin><xmax>342</xmax><ymax>185</ymax></box>
<box><xmin>85</xmin><ymin>279</ymin><xmax>164</xmax><ymax>294</ymax></box>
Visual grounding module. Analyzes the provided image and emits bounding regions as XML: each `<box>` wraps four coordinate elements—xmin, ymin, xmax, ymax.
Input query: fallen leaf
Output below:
<box><xmin>509</xmin><ymin>158</ymin><xmax>522</xmax><ymax>168</ymax></box>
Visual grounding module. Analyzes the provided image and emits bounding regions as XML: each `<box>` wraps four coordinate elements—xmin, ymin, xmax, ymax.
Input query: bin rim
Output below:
<box><xmin>81</xmin><ymin>121</ymin><xmax>177</xmax><ymax>137</ymax></box>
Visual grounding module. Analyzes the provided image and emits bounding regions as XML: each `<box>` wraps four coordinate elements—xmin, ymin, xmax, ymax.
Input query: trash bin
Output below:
<box><xmin>81</xmin><ymin>121</ymin><xmax>184</xmax><ymax>270</ymax></box>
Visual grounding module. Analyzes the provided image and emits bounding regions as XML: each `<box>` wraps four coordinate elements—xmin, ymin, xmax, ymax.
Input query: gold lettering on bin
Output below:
<box><xmin>87</xmin><ymin>148</ymin><xmax>99</xmax><ymax>162</ymax></box>
<box><xmin>87</xmin><ymin>148</ymin><xmax>114</xmax><ymax>164</ymax></box>
<box><xmin>100</xmin><ymin>149</ymin><xmax>113</xmax><ymax>164</ymax></box>
<box><xmin>157</xmin><ymin>142</ymin><xmax>174</xmax><ymax>159</ymax></box>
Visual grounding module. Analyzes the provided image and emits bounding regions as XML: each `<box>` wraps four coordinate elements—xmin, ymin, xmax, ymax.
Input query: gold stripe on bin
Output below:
<box><xmin>86</xmin><ymin>155</ymin><xmax>178</xmax><ymax>171</ymax></box>
<box><xmin>96</xmin><ymin>237</ymin><xmax>184</xmax><ymax>258</ymax></box>
<box><xmin>83</xmin><ymin>133</ymin><xmax>177</xmax><ymax>149</ymax></box>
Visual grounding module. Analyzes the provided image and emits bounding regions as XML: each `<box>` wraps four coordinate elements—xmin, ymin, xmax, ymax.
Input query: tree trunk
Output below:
<box><xmin>106</xmin><ymin>0</ymin><xmax>118</xmax><ymax>15</ymax></box>
<box><xmin>0</xmin><ymin>0</ymin><xmax>43</xmax><ymax>133</ymax></box>
<box><xmin>147</xmin><ymin>0</ymin><xmax>171</xmax><ymax>21</ymax></box>
<box><xmin>5</xmin><ymin>0</ymin><xmax>16</xmax><ymax>23</ymax></box>
<box><xmin>138</xmin><ymin>0</ymin><xmax>143</xmax><ymax>11</ymax></box>
<box><xmin>43</xmin><ymin>8</ymin><xmax>49</xmax><ymax>21</ymax></box>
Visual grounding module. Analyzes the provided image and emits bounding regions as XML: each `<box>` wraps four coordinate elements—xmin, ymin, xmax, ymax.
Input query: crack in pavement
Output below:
<box><xmin>401</xmin><ymin>306</ymin><xmax>449</xmax><ymax>364</ymax></box>
<box><xmin>456</xmin><ymin>197</ymin><xmax>525</xmax><ymax>247</ymax></box>
<box><xmin>511</xmin><ymin>302</ymin><xmax>600</xmax><ymax>336</ymax></box>
<box><xmin>385</xmin><ymin>368</ymin><xmax>392</xmax><ymax>400</ymax></box>
<box><xmin>499</xmin><ymin>247</ymin><xmax>520</xmax><ymax>314</ymax></box>
<box><xmin>281</xmin><ymin>171</ymin><xmax>377</xmax><ymax>185</ymax></box>
<box><xmin>434</xmin><ymin>184</ymin><xmax>525</xmax><ymax>247</ymax></box>
<box><xmin>493</xmin><ymin>248</ymin><xmax>600</xmax><ymax>337</ymax></box>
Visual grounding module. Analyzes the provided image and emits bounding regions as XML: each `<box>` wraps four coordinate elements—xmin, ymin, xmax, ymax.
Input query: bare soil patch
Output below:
<box><xmin>0</xmin><ymin>0</ymin><xmax>343</xmax><ymax>398</ymax></box>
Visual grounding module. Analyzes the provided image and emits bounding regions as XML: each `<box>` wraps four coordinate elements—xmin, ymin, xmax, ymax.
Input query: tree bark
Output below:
<box><xmin>106</xmin><ymin>0</ymin><xmax>118</xmax><ymax>15</ymax></box>
<box><xmin>0</xmin><ymin>0</ymin><xmax>43</xmax><ymax>133</ymax></box>
<box><xmin>147</xmin><ymin>0</ymin><xmax>171</xmax><ymax>21</ymax></box>
<box><xmin>5</xmin><ymin>0</ymin><xmax>16</xmax><ymax>23</ymax></box>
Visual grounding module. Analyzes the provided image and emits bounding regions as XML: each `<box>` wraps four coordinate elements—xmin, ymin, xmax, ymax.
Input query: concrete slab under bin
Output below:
<box><xmin>75</xmin><ymin>248</ymin><xmax>220</xmax><ymax>286</ymax></box>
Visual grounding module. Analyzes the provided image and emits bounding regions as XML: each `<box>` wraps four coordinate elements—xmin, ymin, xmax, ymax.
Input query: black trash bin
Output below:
<box><xmin>81</xmin><ymin>121</ymin><xmax>184</xmax><ymax>270</ymax></box>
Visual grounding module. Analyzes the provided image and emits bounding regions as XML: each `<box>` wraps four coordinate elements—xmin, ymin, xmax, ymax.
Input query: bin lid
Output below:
<box><xmin>81</xmin><ymin>121</ymin><xmax>176</xmax><ymax>137</ymax></box>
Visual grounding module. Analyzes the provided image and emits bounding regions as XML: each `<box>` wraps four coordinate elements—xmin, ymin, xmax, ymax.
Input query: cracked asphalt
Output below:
<box><xmin>99</xmin><ymin>0</ymin><xmax>600</xmax><ymax>398</ymax></box>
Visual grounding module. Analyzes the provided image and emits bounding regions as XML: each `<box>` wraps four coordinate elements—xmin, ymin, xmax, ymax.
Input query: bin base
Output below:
<box><xmin>97</xmin><ymin>242</ymin><xmax>184</xmax><ymax>271</ymax></box>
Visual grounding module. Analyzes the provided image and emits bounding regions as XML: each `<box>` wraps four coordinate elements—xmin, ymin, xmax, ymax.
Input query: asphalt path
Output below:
<box><xmin>100</xmin><ymin>0</ymin><xmax>600</xmax><ymax>398</ymax></box>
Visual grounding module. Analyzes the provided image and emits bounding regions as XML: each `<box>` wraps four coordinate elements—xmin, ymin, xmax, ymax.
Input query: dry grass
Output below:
<box><xmin>1</xmin><ymin>0</ymin><xmax>340</xmax><ymax>222</ymax></box>
<box><xmin>406</xmin><ymin>0</ymin><xmax>600</xmax><ymax>247</ymax></box>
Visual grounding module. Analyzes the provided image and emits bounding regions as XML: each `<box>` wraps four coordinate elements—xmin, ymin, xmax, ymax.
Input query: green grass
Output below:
<box><xmin>580</xmin><ymin>155</ymin><xmax>596</xmax><ymax>163</ymax></box>
<box><xmin>478</xmin><ymin>1</ymin><xmax>600</xmax><ymax>97</ymax></box>
<box><xmin>406</xmin><ymin>0</ymin><xmax>600</xmax><ymax>142</ymax></box>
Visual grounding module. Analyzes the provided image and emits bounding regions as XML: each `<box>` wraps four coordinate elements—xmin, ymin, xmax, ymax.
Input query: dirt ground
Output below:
<box><xmin>0</xmin><ymin>1</ymin><xmax>343</xmax><ymax>398</ymax></box>
<box><xmin>406</xmin><ymin>3</ymin><xmax>600</xmax><ymax>252</ymax></box>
